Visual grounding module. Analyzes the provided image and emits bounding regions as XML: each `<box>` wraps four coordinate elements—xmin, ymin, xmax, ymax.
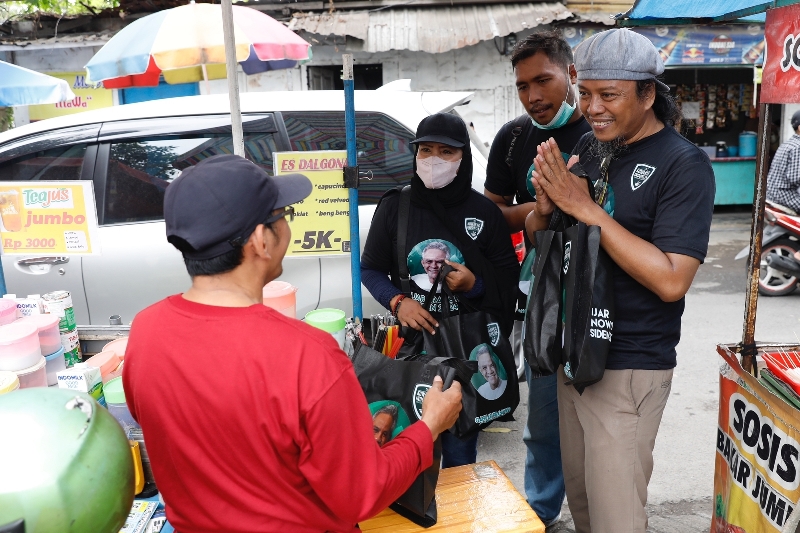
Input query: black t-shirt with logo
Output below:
<box><xmin>571</xmin><ymin>127</ymin><xmax>716</xmax><ymax>370</ymax></box>
<box><xmin>361</xmin><ymin>190</ymin><xmax>519</xmax><ymax>321</ymax></box>
<box><xmin>484</xmin><ymin>114</ymin><xmax>592</xmax><ymax>204</ymax></box>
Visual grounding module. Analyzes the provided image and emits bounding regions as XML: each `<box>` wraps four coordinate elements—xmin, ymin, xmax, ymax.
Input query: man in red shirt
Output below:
<box><xmin>123</xmin><ymin>155</ymin><xmax>462</xmax><ymax>533</ymax></box>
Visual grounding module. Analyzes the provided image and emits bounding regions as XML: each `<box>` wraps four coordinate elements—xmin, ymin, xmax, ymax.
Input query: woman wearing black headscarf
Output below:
<box><xmin>361</xmin><ymin>113</ymin><xmax>520</xmax><ymax>467</ymax></box>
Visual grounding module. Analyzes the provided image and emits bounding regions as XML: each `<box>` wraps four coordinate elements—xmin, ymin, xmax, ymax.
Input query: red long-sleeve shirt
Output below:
<box><xmin>123</xmin><ymin>295</ymin><xmax>433</xmax><ymax>533</ymax></box>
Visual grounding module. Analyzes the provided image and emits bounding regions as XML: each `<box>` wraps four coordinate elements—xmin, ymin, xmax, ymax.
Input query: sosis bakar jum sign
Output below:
<box><xmin>714</xmin><ymin>345</ymin><xmax>800</xmax><ymax>533</ymax></box>
<box><xmin>274</xmin><ymin>151</ymin><xmax>350</xmax><ymax>257</ymax></box>
<box><xmin>0</xmin><ymin>182</ymin><xmax>100</xmax><ymax>255</ymax></box>
<box><xmin>762</xmin><ymin>4</ymin><xmax>800</xmax><ymax>103</ymax></box>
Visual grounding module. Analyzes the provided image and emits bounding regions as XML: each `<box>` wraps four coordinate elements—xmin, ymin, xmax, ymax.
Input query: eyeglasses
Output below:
<box><xmin>227</xmin><ymin>206</ymin><xmax>295</xmax><ymax>247</ymax></box>
<box><xmin>264</xmin><ymin>205</ymin><xmax>295</xmax><ymax>225</ymax></box>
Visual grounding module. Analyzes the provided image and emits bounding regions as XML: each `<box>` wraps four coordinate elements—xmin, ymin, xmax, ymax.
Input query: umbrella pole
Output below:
<box><xmin>740</xmin><ymin>101</ymin><xmax>772</xmax><ymax>375</ymax></box>
<box><xmin>221</xmin><ymin>0</ymin><xmax>245</xmax><ymax>158</ymax></box>
<box><xmin>343</xmin><ymin>54</ymin><xmax>363</xmax><ymax>320</ymax></box>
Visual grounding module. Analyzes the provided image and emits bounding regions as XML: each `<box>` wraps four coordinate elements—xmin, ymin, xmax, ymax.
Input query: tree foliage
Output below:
<box><xmin>1</xmin><ymin>0</ymin><xmax>118</xmax><ymax>19</ymax></box>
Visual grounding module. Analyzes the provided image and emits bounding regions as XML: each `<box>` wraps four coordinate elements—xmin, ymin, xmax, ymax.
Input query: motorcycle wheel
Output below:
<box><xmin>759</xmin><ymin>239</ymin><xmax>800</xmax><ymax>296</ymax></box>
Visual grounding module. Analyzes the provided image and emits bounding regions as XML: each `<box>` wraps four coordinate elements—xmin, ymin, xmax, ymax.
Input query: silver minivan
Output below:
<box><xmin>0</xmin><ymin>88</ymin><xmax>488</xmax><ymax>325</ymax></box>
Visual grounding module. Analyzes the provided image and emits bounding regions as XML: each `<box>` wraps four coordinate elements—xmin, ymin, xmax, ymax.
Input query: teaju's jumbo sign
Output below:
<box><xmin>0</xmin><ymin>182</ymin><xmax>100</xmax><ymax>255</ymax></box>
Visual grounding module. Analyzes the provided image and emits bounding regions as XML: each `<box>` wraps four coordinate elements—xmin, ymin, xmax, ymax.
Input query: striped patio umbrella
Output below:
<box><xmin>85</xmin><ymin>2</ymin><xmax>311</xmax><ymax>88</ymax></box>
<box><xmin>0</xmin><ymin>61</ymin><xmax>76</xmax><ymax>106</ymax></box>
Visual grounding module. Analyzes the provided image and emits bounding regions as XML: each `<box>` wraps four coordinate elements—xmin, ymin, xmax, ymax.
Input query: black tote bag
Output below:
<box><xmin>398</xmin><ymin>268</ymin><xmax>519</xmax><ymax>438</ymax></box>
<box><xmin>561</xmin><ymin>222</ymin><xmax>614</xmax><ymax>394</ymax></box>
<box><xmin>350</xmin><ymin>342</ymin><xmax>459</xmax><ymax>527</ymax></box>
<box><xmin>522</xmin><ymin>229</ymin><xmax>564</xmax><ymax>377</ymax></box>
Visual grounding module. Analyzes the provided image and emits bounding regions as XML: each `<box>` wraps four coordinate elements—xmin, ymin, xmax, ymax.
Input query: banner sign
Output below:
<box><xmin>28</xmin><ymin>72</ymin><xmax>113</xmax><ymax>122</ymax></box>
<box><xmin>273</xmin><ymin>151</ymin><xmax>350</xmax><ymax>257</ymax></box>
<box><xmin>714</xmin><ymin>345</ymin><xmax>800</xmax><ymax>533</ymax></box>
<box><xmin>0</xmin><ymin>181</ymin><xmax>100</xmax><ymax>255</ymax></box>
<box><xmin>562</xmin><ymin>25</ymin><xmax>765</xmax><ymax>66</ymax></box>
<box><xmin>762</xmin><ymin>4</ymin><xmax>800</xmax><ymax>103</ymax></box>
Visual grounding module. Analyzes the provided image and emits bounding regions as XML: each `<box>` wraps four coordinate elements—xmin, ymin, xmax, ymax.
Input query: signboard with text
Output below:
<box><xmin>27</xmin><ymin>72</ymin><xmax>113</xmax><ymax>121</ymax></box>
<box><xmin>0</xmin><ymin>182</ymin><xmax>101</xmax><ymax>255</ymax></box>
<box><xmin>714</xmin><ymin>346</ymin><xmax>800</xmax><ymax>533</ymax></box>
<box><xmin>563</xmin><ymin>24</ymin><xmax>765</xmax><ymax>66</ymax></box>
<box><xmin>762</xmin><ymin>4</ymin><xmax>800</xmax><ymax>103</ymax></box>
<box><xmin>274</xmin><ymin>151</ymin><xmax>350</xmax><ymax>257</ymax></box>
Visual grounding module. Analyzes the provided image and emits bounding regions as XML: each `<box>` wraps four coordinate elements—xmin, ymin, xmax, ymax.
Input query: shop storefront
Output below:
<box><xmin>562</xmin><ymin>23</ymin><xmax>768</xmax><ymax>205</ymax></box>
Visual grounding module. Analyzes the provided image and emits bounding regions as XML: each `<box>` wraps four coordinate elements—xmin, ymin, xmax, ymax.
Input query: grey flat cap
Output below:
<box><xmin>574</xmin><ymin>29</ymin><xmax>670</xmax><ymax>93</ymax></box>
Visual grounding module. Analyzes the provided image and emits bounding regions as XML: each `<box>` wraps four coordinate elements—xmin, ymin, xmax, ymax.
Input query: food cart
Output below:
<box><xmin>619</xmin><ymin>2</ymin><xmax>800</xmax><ymax>531</ymax></box>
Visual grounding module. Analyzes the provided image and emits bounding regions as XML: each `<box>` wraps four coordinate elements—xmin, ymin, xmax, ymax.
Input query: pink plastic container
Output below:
<box><xmin>263</xmin><ymin>281</ymin><xmax>297</xmax><ymax>318</ymax></box>
<box><xmin>19</xmin><ymin>314</ymin><xmax>62</xmax><ymax>356</ymax></box>
<box><xmin>102</xmin><ymin>337</ymin><xmax>128</xmax><ymax>360</ymax></box>
<box><xmin>0</xmin><ymin>299</ymin><xmax>17</xmax><ymax>325</ymax></box>
<box><xmin>85</xmin><ymin>350</ymin><xmax>122</xmax><ymax>384</ymax></box>
<box><xmin>15</xmin><ymin>356</ymin><xmax>47</xmax><ymax>388</ymax></box>
<box><xmin>0</xmin><ymin>322</ymin><xmax>42</xmax><ymax>371</ymax></box>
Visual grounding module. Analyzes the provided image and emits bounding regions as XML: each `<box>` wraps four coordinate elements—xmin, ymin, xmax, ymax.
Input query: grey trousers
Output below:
<box><xmin>557</xmin><ymin>367</ymin><xmax>674</xmax><ymax>533</ymax></box>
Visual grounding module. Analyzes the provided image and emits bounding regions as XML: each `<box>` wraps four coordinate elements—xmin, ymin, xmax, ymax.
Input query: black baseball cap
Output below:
<box><xmin>792</xmin><ymin>110</ymin><xmax>800</xmax><ymax>130</ymax></box>
<box><xmin>164</xmin><ymin>154</ymin><xmax>312</xmax><ymax>260</ymax></box>
<box><xmin>410</xmin><ymin>113</ymin><xmax>468</xmax><ymax>148</ymax></box>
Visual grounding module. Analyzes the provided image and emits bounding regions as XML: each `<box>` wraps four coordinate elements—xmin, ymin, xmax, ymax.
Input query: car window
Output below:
<box><xmin>0</xmin><ymin>144</ymin><xmax>88</xmax><ymax>182</ymax></box>
<box><xmin>104</xmin><ymin>133</ymin><xmax>278</xmax><ymax>225</ymax></box>
<box><xmin>283</xmin><ymin>112</ymin><xmax>414</xmax><ymax>205</ymax></box>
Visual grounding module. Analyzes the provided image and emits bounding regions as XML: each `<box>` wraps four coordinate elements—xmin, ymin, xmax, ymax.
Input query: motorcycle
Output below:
<box><xmin>735</xmin><ymin>201</ymin><xmax>800</xmax><ymax>296</ymax></box>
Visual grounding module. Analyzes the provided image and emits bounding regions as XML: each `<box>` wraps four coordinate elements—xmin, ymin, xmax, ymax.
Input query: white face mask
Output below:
<box><xmin>416</xmin><ymin>156</ymin><xmax>462</xmax><ymax>189</ymax></box>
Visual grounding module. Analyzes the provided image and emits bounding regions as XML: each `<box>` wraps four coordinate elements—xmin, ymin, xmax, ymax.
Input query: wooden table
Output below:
<box><xmin>359</xmin><ymin>461</ymin><xmax>545</xmax><ymax>533</ymax></box>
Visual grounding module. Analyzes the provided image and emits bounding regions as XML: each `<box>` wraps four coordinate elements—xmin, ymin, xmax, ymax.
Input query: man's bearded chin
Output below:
<box><xmin>588</xmin><ymin>135</ymin><xmax>628</xmax><ymax>160</ymax></box>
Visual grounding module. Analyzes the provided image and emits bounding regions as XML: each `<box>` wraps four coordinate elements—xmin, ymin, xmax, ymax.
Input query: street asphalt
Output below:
<box><xmin>476</xmin><ymin>208</ymin><xmax>800</xmax><ymax>532</ymax></box>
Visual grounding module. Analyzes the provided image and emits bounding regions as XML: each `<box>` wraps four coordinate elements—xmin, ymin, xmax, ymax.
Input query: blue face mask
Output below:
<box><xmin>530</xmin><ymin>76</ymin><xmax>576</xmax><ymax>130</ymax></box>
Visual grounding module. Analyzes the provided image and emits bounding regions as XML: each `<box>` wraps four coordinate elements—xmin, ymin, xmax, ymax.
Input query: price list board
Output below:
<box><xmin>274</xmin><ymin>151</ymin><xmax>351</xmax><ymax>257</ymax></box>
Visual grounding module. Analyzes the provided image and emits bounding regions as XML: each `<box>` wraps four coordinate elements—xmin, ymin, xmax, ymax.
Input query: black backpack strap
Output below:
<box><xmin>504</xmin><ymin>115</ymin><xmax>529</xmax><ymax>168</ymax></box>
<box><xmin>397</xmin><ymin>185</ymin><xmax>412</xmax><ymax>294</ymax></box>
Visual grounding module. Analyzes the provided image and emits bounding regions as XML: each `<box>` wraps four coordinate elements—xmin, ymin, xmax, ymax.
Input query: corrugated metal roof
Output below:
<box><xmin>0</xmin><ymin>32</ymin><xmax>112</xmax><ymax>51</ymax></box>
<box><xmin>288</xmin><ymin>2</ymin><xmax>573</xmax><ymax>54</ymax></box>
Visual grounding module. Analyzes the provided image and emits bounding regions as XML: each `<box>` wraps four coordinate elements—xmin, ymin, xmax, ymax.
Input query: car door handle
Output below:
<box><xmin>16</xmin><ymin>256</ymin><xmax>70</xmax><ymax>267</ymax></box>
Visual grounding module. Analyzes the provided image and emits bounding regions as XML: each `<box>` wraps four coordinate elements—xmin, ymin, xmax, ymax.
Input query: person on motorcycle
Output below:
<box><xmin>767</xmin><ymin>110</ymin><xmax>800</xmax><ymax>263</ymax></box>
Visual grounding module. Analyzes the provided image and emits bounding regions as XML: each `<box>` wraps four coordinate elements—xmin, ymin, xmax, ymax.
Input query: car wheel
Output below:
<box><xmin>759</xmin><ymin>239</ymin><xmax>800</xmax><ymax>296</ymax></box>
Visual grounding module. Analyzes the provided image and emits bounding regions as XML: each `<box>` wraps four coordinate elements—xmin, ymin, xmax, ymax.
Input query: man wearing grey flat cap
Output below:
<box><xmin>525</xmin><ymin>29</ymin><xmax>715</xmax><ymax>533</ymax></box>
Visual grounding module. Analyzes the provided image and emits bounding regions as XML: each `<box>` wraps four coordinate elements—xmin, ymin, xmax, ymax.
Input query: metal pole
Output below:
<box><xmin>741</xmin><ymin>101</ymin><xmax>771</xmax><ymax>375</ymax></box>
<box><xmin>343</xmin><ymin>54</ymin><xmax>363</xmax><ymax>320</ymax></box>
<box><xmin>221</xmin><ymin>0</ymin><xmax>245</xmax><ymax>158</ymax></box>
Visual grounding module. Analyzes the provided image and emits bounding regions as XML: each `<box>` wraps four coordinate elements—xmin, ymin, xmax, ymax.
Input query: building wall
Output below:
<box><xmin>10</xmin><ymin>47</ymin><xmax>100</xmax><ymax>72</ymax></box>
<box><xmin>219</xmin><ymin>37</ymin><xmax>529</xmax><ymax>146</ymax></box>
<box><xmin>4</xmin><ymin>46</ymin><xmax>109</xmax><ymax>127</ymax></box>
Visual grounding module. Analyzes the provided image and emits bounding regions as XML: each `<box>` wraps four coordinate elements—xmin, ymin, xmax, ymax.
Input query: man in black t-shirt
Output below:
<box><xmin>527</xmin><ymin>29</ymin><xmax>715</xmax><ymax>533</ymax></box>
<box><xmin>484</xmin><ymin>31</ymin><xmax>591</xmax><ymax>528</ymax></box>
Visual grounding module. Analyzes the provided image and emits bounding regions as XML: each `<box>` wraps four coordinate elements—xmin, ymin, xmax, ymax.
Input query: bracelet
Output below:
<box><xmin>392</xmin><ymin>295</ymin><xmax>406</xmax><ymax>316</ymax></box>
